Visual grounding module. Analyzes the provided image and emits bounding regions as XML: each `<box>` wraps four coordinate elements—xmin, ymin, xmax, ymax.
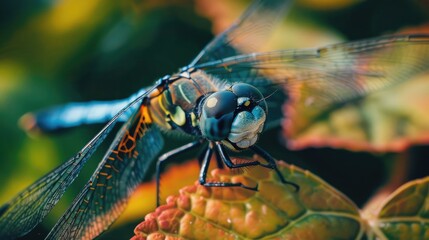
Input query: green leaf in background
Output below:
<box><xmin>368</xmin><ymin>177</ymin><xmax>429</xmax><ymax>240</ymax></box>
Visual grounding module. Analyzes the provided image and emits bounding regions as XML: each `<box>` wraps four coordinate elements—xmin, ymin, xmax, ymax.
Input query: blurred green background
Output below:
<box><xmin>0</xmin><ymin>0</ymin><xmax>428</xmax><ymax>239</ymax></box>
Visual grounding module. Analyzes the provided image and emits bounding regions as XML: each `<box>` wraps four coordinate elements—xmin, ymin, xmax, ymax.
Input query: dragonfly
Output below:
<box><xmin>2</xmin><ymin>0</ymin><xmax>429</xmax><ymax>239</ymax></box>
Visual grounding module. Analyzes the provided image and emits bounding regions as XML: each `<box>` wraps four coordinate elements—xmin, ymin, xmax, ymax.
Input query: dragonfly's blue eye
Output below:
<box><xmin>203</xmin><ymin>91</ymin><xmax>237</xmax><ymax>119</ymax></box>
<box><xmin>199</xmin><ymin>91</ymin><xmax>237</xmax><ymax>141</ymax></box>
<box><xmin>199</xmin><ymin>83</ymin><xmax>267</xmax><ymax>150</ymax></box>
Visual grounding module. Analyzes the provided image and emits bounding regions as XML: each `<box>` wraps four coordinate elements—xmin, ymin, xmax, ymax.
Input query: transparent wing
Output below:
<box><xmin>0</xmin><ymin>86</ymin><xmax>154</xmax><ymax>240</ymax></box>
<box><xmin>195</xmin><ymin>34</ymin><xmax>429</xmax><ymax>120</ymax></box>
<box><xmin>46</xmin><ymin>105</ymin><xmax>163</xmax><ymax>240</ymax></box>
<box><xmin>189</xmin><ymin>0</ymin><xmax>292</xmax><ymax>66</ymax></box>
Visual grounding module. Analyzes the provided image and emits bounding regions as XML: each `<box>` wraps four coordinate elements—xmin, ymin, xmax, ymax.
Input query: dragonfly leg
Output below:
<box><xmin>156</xmin><ymin>140</ymin><xmax>203</xmax><ymax>206</ymax></box>
<box><xmin>213</xmin><ymin>147</ymin><xmax>224</xmax><ymax>169</ymax></box>
<box><xmin>199</xmin><ymin>143</ymin><xmax>258</xmax><ymax>191</ymax></box>
<box><xmin>197</xmin><ymin>147</ymin><xmax>224</xmax><ymax>169</ymax></box>
<box><xmin>197</xmin><ymin>145</ymin><xmax>223</xmax><ymax>169</ymax></box>
<box><xmin>249</xmin><ymin>145</ymin><xmax>299</xmax><ymax>192</ymax></box>
<box><xmin>214</xmin><ymin>142</ymin><xmax>261</xmax><ymax>168</ymax></box>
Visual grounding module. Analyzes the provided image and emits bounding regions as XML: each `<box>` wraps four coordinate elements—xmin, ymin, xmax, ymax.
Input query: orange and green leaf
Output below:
<box><xmin>132</xmin><ymin>160</ymin><xmax>429</xmax><ymax>239</ymax></box>
<box><xmin>365</xmin><ymin>177</ymin><xmax>429</xmax><ymax>240</ymax></box>
<box><xmin>132</xmin><ymin>159</ymin><xmax>365</xmax><ymax>239</ymax></box>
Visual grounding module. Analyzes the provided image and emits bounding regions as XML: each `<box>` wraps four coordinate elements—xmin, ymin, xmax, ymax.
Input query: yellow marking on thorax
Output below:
<box><xmin>178</xmin><ymin>84</ymin><xmax>192</xmax><ymax>104</ymax></box>
<box><xmin>190</xmin><ymin>112</ymin><xmax>198</xmax><ymax>127</ymax></box>
<box><xmin>157</xmin><ymin>95</ymin><xmax>169</xmax><ymax>114</ymax></box>
<box><xmin>171</xmin><ymin>106</ymin><xmax>186</xmax><ymax>126</ymax></box>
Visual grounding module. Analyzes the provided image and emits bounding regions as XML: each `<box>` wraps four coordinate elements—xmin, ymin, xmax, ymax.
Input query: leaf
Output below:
<box><xmin>365</xmin><ymin>177</ymin><xmax>429</xmax><ymax>240</ymax></box>
<box><xmin>132</xmin><ymin>158</ymin><xmax>365</xmax><ymax>239</ymax></box>
<box><xmin>297</xmin><ymin>0</ymin><xmax>360</xmax><ymax>10</ymax></box>
<box><xmin>283</xmin><ymin>68</ymin><xmax>429</xmax><ymax>153</ymax></box>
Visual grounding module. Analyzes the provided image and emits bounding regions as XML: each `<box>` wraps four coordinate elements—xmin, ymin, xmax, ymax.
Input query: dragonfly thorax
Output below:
<box><xmin>199</xmin><ymin>83</ymin><xmax>267</xmax><ymax>151</ymax></box>
<box><xmin>148</xmin><ymin>69</ymin><xmax>218</xmax><ymax>136</ymax></box>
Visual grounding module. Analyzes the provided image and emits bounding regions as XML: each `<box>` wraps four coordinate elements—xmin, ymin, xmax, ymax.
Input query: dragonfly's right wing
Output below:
<box><xmin>189</xmin><ymin>0</ymin><xmax>292</xmax><ymax>67</ymax></box>
<box><xmin>0</xmin><ymin>86</ymin><xmax>155</xmax><ymax>239</ymax></box>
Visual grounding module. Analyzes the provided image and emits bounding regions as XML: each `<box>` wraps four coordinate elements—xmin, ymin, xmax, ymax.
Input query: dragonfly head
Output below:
<box><xmin>199</xmin><ymin>83</ymin><xmax>267</xmax><ymax>150</ymax></box>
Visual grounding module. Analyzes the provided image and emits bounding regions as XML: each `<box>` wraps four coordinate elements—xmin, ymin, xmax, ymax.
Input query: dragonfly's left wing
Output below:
<box><xmin>45</xmin><ymin>105</ymin><xmax>163</xmax><ymax>240</ymax></box>
<box><xmin>195</xmin><ymin>34</ymin><xmax>429</xmax><ymax>123</ymax></box>
<box><xmin>0</xmin><ymin>86</ymin><xmax>155</xmax><ymax>240</ymax></box>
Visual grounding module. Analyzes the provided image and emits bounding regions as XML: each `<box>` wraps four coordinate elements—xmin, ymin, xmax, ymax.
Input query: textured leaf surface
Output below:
<box><xmin>368</xmin><ymin>177</ymin><xmax>429</xmax><ymax>240</ymax></box>
<box><xmin>132</xmin><ymin>159</ymin><xmax>365</xmax><ymax>239</ymax></box>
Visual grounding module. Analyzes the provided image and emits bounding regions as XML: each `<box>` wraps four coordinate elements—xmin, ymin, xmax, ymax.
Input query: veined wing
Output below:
<box><xmin>0</xmin><ymin>86</ymin><xmax>155</xmax><ymax>239</ymax></box>
<box><xmin>195</xmin><ymin>34</ymin><xmax>429</xmax><ymax>110</ymax></box>
<box><xmin>189</xmin><ymin>0</ymin><xmax>292</xmax><ymax>67</ymax></box>
<box><xmin>46</xmin><ymin>104</ymin><xmax>163</xmax><ymax>240</ymax></box>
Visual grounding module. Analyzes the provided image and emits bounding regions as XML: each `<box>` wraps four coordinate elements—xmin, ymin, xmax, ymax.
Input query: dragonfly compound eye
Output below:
<box><xmin>199</xmin><ymin>91</ymin><xmax>237</xmax><ymax>141</ymax></box>
<box><xmin>199</xmin><ymin>83</ymin><xmax>267</xmax><ymax>150</ymax></box>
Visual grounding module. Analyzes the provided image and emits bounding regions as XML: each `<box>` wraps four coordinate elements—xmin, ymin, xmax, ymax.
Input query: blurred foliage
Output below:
<box><xmin>284</xmin><ymin>67</ymin><xmax>429</xmax><ymax>152</ymax></box>
<box><xmin>0</xmin><ymin>0</ymin><xmax>429</xmax><ymax>239</ymax></box>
